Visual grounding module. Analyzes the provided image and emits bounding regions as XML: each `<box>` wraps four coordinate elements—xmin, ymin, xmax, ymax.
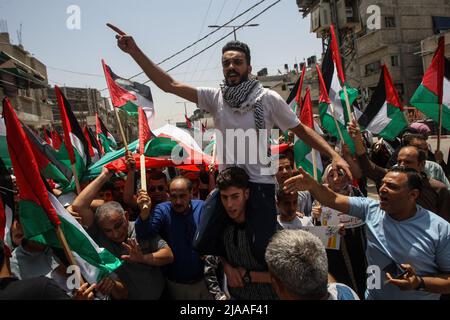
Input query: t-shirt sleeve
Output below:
<box><xmin>197</xmin><ymin>87</ymin><xmax>220</xmax><ymax>114</ymax></box>
<box><xmin>348</xmin><ymin>197</ymin><xmax>374</xmax><ymax>221</ymax></box>
<box><xmin>153</xmin><ymin>233</ymin><xmax>169</xmax><ymax>250</ymax></box>
<box><xmin>268</xmin><ymin>91</ymin><xmax>301</xmax><ymax>131</ymax></box>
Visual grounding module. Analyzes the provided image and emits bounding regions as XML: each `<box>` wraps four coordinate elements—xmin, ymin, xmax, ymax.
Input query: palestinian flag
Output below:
<box><xmin>317</xmin><ymin>63</ymin><xmax>356</xmax><ymax>154</ymax></box>
<box><xmin>319</xmin><ymin>25</ymin><xmax>358</xmax><ymax>153</ymax></box>
<box><xmin>95</xmin><ymin>114</ymin><xmax>116</xmax><ymax>154</ymax></box>
<box><xmin>43</xmin><ymin>128</ymin><xmax>52</xmax><ymax>146</ymax></box>
<box><xmin>0</xmin><ymin>156</ymin><xmax>13</xmax><ymax>250</ymax></box>
<box><xmin>55</xmin><ymin>85</ymin><xmax>90</xmax><ymax>185</ymax></box>
<box><xmin>2</xmin><ymin>97</ymin><xmax>121</xmax><ymax>283</ymax></box>
<box><xmin>51</xmin><ymin>129</ymin><xmax>62</xmax><ymax>150</ymax></box>
<box><xmin>138</xmin><ymin>106</ymin><xmax>155</xmax><ymax>155</ymax></box>
<box><xmin>0</xmin><ymin>117</ymin><xmax>10</xmax><ymax>169</ymax></box>
<box><xmin>358</xmin><ymin>65</ymin><xmax>408</xmax><ymax>140</ymax></box>
<box><xmin>102</xmin><ymin>59</ymin><xmax>155</xmax><ymax>123</ymax></box>
<box><xmin>286</xmin><ymin>64</ymin><xmax>306</xmax><ymax>116</ymax></box>
<box><xmin>410</xmin><ymin>36</ymin><xmax>450</xmax><ymax>131</ymax></box>
<box><xmin>22</xmin><ymin>123</ymin><xmax>73</xmax><ymax>186</ymax></box>
<box><xmin>294</xmin><ymin>87</ymin><xmax>323</xmax><ymax>180</ymax></box>
<box><xmin>83</xmin><ymin>126</ymin><xmax>101</xmax><ymax>163</ymax></box>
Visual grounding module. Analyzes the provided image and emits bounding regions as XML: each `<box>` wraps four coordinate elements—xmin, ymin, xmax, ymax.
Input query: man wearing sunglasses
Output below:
<box><xmin>123</xmin><ymin>152</ymin><xmax>169</xmax><ymax>213</ymax></box>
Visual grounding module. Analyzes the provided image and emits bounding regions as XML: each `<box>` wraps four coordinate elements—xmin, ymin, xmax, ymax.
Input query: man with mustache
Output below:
<box><xmin>108</xmin><ymin>23</ymin><xmax>351</xmax><ymax>264</ymax></box>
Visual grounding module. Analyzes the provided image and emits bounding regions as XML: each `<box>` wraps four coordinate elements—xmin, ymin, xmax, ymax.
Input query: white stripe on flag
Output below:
<box><xmin>70</xmin><ymin>132</ymin><xmax>87</xmax><ymax>164</ymax></box>
<box><xmin>48</xmin><ymin>192</ymin><xmax>112</xmax><ymax>284</ymax></box>
<box><xmin>365</xmin><ymin>101</ymin><xmax>391</xmax><ymax>135</ymax></box>
<box><xmin>327</xmin><ymin>68</ymin><xmax>345</xmax><ymax>124</ymax></box>
<box><xmin>442</xmin><ymin>76</ymin><xmax>450</xmax><ymax>107</ymax></box>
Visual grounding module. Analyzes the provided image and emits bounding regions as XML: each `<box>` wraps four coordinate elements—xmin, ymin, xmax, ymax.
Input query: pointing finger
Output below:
<box><xmin>107</xmin><ymin>23</ymin><xmax>126</xmax><ymax>35</ymax></box>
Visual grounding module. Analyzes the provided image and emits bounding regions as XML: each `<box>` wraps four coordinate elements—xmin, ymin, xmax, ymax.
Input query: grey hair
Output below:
<box><xmin>265</xmin><ymin>230</ymin><xmax>328</xmax><ymax>298</ymax></box>
<box><xmin>95</xmin><ymin>201</ymin><xmax>125</xmax><ymax>224</ymax></box>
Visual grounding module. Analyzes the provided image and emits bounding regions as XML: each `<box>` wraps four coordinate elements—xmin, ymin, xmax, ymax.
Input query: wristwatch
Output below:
<box><xmin>415</xmin><ymin>276</ymin><xmax>426</xmax><ymax>291</ymax></box>
<box><xmin>242</xmin><ymin>269</ymin><xmax>252</xmax><ymax>285</ymax></box>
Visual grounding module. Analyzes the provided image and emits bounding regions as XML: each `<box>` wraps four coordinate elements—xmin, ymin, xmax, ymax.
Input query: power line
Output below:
<box><xmin>126</xmin><ymin>0</ymin><xmax>268</xmax><ymax>81</ymax></box>
<box><xmin>46</xmin><ymin>66</ymin><xmax>103</xmax><ymax>78</ymax></box>
<box><xmin>142</xmin><ymin>0</ymin><xmax>281</xmax><ymax>85</ymax></box>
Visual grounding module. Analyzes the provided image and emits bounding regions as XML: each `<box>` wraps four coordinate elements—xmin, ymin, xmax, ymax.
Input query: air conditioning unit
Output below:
<box><xmin>310</xmin><ymin>1</ymin><xmax>331</xmax><ymax>33</ymax></box>
<box><xmin>337</xmin><ymin>0</ymin><xmax>360</xmax><ymax>28</ymax></box>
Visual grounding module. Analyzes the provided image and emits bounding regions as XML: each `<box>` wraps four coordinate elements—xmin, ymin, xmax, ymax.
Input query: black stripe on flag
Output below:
<box><xmin>0</xmin><ymin>157</ymin><xmax>14</xmax><ymax>213</ymax></box>
<box><xmin>358</xmin><ymin>69</ymin><xmax>387</xmax><ymax>128</ymax></box>
<box><xmin>108</xmin><ymin>65</ymin><xmax>153</xmax><ymax>103</ymax></box>
<box><xmin>445</xmin><ymin>58</ymin><xmax>450</xmax><ymax>81</ymax></box>
<box><xmin>322</xmin><ymin>42</ymin><xmax>334</xmax><ymax>94</ymax></box>
<box><xmin>60</xmin><ymin>92</ymin><xmax>91</xmax><ymax>165</ymax></box>
<box><xmin>286</xmin><ymin>74</ymin><xmax>301</xmax><ymax>104</ymax></box>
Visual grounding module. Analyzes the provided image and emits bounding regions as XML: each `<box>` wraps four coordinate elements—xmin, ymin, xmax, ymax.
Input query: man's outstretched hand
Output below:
<box><xmin>107</xmin><ymin>23</ymin><xmax>140</xmax><ymax>55</ymax></box>
<box><xmin>283</xmin><ymin>167</ymin><xmax>317</xmax><ymax>194</ymax></box>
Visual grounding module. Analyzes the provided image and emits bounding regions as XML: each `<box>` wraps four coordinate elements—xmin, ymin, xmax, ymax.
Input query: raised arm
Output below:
<box><xmin>347</xmin><ymin>119</ymin><xmax>387</xmax><ymax>183</ymax></box>
<box><xmin>71</xmin><ymin>167</ymin><xmax>113</xmax><ymax>227</ymax></box>
<box><xmin>107</xmin><ymin>23</ymin><xmax>197</xmax><ymax>103</ymax></box>
<box><xmin>283</xmin><ymin>167</ymin><xmax>351</xmax><ymax>214</ymax></box>
<box><xmin>290</xmin><ymin>123</ymin><xmax>352</xmax><ymax>180</ymax></box>
<box><xmin>123</xmin><ymin>151</ymin><xmax>138</xmax><ymax>210</ymax></box>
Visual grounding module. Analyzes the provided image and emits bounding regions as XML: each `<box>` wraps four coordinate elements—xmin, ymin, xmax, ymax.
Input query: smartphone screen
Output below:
<box><xmin>383</xmin><ymin>261</ymin><xmax>407</xmax><ymax>279</ymax></box>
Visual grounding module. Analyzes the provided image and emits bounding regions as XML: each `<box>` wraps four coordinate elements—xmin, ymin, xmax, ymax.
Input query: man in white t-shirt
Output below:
<box><xmin>108</xmin><ymin>24</ymin><xmax>351</xmax><ymax>263</ymax></box>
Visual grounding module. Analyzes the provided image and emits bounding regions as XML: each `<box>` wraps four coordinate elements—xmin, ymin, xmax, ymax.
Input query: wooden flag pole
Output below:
<box><xmin>71</xmin><ymin>163</ymin><xmax>81</xmax><ymax>194</ymax></box>
<box><xmin>55</xmin><ymin>225</ymin><xmax>85</xmax><ymax>285</ymax></box>
<box><xmin>329</xmin><ymin>102</ymin><xmax>345</xmax><ymax>143</ymax></box>
<box><xmin>114</xmin><ymin>108</ymin><xmax>129</xmax><ymax>152</ymax></box>
<box><xmin>312</xmin><ymin>149</ymin><xmax>318</xmax><ymax>182</ymax></box>
<box><xmin>139</xmin><ymin>153</ymin><xmax>149</xmax><ymax>210</ymax></box>
<box><xmin>437</xmin><ymin>103</ymin><xmax>443</xmax><ymax>152</ymax></box>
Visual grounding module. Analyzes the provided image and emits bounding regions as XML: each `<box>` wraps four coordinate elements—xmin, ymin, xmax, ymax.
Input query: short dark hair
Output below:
<box><xmin>222</xmin><ymin>41</ymin><xmax>251</xmax><ymax>65</ymax></box>
<box><xmin>399</xmin><ymin>145</ymin><xmax>427</xmax><ymax>163</ymax></box>
<box><xmin>402</xmin><ymin>133</ymin><xmax>426</xmax><ymax>146</ymax></box>
<box><xmin>217</xmin><ymin>167</ymin><xmax>249</xmax><ymax>191</ymax></box>
<box><xmin>169</xmin><ymin>176</ymin><xmax>192</xmax><ymax>192</ymax></box>
<box><xmin>276</xmin><ymin>188</ymin><xmax>295</xmax><ymax>202</ymax></box>
<box><xmin>387</xmin><ymin>166</ymin><xmax>423</xmax><ymax>193</ymax></box>
<box><xmin>147</xmin><ymin>170</ymin><xmax>167</xmax><ymax>182</ymax></box>
<box><xmin>100</xmin><ymin>181</ymin><xmax>114</xmax><ymax>193</ymax></box>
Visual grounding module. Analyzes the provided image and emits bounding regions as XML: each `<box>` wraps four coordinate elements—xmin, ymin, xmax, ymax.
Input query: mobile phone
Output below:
<box><xmin>383</xmin><ymin>261</ymin><xmax>408</xmax><ymax>279</ymax></box>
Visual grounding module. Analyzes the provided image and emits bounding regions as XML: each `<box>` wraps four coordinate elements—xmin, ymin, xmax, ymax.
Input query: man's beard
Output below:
<box><xmin>225</xmin><ymin>72</ymin><xmax>249</xmax><ymax>86</ymax></box>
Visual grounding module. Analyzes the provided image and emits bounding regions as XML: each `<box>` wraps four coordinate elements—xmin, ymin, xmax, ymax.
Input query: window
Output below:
<box><xmin>391</xmin><ymin>55</ymin><xmax>400</xmax><ymax>67</ymax></box>
<box><xmin>385</xmin><ymin>16</ymin><xmax>396</xmax><ymax>28</ymax></box>
<box><xmin>395</xmin><ymin>83</ymin><xmax>404</xmax><ymax>98</ymax></box>
<box><xmin>365</xmin><ymin>61</ymin><xmax>381</xmax><ymax>76</ymax></box>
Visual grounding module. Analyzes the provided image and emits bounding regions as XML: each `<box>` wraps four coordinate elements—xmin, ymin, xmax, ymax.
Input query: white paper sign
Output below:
<box><xmin>301</xmin><ymin>226</ymin><xmax>341</xmax><ymax>250</ymax></box>
<box><xmin>321</xmin><ymin>206</ymin><xmax>364</xmax><ymax>229</ymax></box>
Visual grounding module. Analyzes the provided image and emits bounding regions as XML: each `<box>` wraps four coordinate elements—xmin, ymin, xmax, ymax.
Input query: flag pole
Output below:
<box><xmin>114</xmin><ymin>108</ymin><xmax>129</xmax><ymax>152</ymax></box>
<box><xmin>139</xmin><ymin>153</ymin><xmax>149</xmax><ymax>210</ymax></box>
<box><xmin>312</xmin><ymin>149</ymin><xmax>318</xmax><ymax>182</ymax></box>
<box><xmin>55</xmin><ymin>225</ymin><xmax>85</xmax><ymax>285</ymax></box>
<box><xmin>437</xmin><ymin>103</ymin><xmax>443</xmax><ymax>152</ymax></box>
<box><xmin>71</xmin><ymin>163</ymin><xmax>81</xmax><ymax>194</ymax></box>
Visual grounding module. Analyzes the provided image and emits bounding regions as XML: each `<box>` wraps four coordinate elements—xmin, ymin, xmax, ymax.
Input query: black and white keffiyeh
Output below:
<box><xmin>220</xmin><ymin>79</ymin><xmax>271</xmax><ymax>157</ymax></box>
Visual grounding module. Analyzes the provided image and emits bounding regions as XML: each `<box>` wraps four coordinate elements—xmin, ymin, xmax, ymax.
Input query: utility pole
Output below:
<box><xmin>208</xmin><ymin>23</ymin><xmax>259</xmax><ymax>41</ymax></box>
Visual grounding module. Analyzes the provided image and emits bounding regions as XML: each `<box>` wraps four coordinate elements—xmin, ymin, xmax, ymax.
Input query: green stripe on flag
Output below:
<box><xmin>410</xmin><ymin>84</ymin><xmax>450</xmax><ymax>131</ymax></box>
<box><xmin>319</xmin><ymin>102</ymin><xmax>355</xmax><ymax>154</ymax></box>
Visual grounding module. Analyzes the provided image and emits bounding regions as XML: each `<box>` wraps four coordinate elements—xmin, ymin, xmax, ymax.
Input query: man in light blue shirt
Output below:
<box><xmin>284</xmin><ymin>166</ymin><xmax>450</xmax><ymax>300</ymax></box>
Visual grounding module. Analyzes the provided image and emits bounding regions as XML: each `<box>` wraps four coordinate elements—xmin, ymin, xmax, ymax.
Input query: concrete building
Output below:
<box><xmin>296</xmin><ymin>0</ymin><xmax>450</xmax><ymax>107</ymax></box>
<box><xmin>0</xmin><ymin>32</ymin><xmax>53</xmax><ymax>127</ymax></box>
